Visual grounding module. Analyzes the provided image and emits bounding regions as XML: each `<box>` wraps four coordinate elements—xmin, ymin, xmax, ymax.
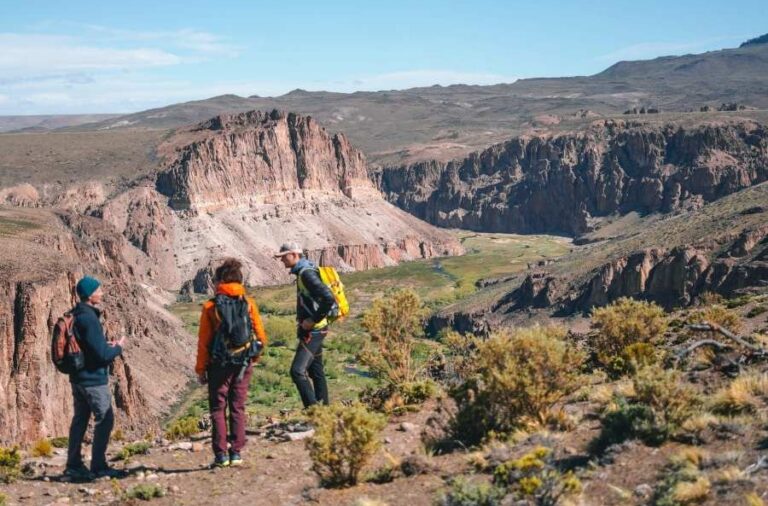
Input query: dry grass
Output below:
<box><xmin>672</xmin><ymin>476</ymin><xmax>711</xmax><ymax>504</ymax></box>
<box><xmin>712</xmin><ymin>372</ymin><xmax>768</xmax><ymax>415</ymax></box>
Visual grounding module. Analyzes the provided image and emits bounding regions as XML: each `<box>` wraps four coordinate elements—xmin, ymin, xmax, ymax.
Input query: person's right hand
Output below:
<box><xmin>111</xmin><ymin>336</ymin><xmax>126</xmax><ymax>347</ymax></box>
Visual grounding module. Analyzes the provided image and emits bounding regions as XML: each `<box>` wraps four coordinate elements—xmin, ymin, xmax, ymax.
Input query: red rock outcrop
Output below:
<box><xmin>375</xmin><ymin>120</ymin><xmax>768</xmax><ymax>236</ymax></box>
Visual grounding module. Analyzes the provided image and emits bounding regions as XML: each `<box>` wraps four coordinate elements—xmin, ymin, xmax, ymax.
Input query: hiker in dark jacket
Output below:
<box><xmin>275</xmin><ymin>242</ymin><xmax>337</xmax><ymax>408</ymax></box>
<box><xmin>65</xmin><ymin>276</ymin><xmax>125</xmax><ymax>481</ymax></box>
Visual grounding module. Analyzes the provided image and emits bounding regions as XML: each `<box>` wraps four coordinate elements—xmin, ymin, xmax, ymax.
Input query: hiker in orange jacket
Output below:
<box><xmin>195</xmin><ymin>258</ymin><xmax>267</xmax><ymax>468</ymax></box>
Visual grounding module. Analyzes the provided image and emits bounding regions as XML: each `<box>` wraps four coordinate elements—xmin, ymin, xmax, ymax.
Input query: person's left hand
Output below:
<box><xmin>300</xmin><ymin>318</ymin><xmax>315</xmax><ymax>331</ymax></box>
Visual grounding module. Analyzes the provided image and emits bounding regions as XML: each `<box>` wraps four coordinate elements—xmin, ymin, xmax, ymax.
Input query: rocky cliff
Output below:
<box><xmin>0</xmin><ymin>209</ymin><xmax>193</xmax><ymax>445</ymax></box>
<box><xmin>376</xmin><ymin>120</ymin><xmax>768</xmax><ymax>236</ymax></box>
<box><xmin>151</xmin><ymin>110</ymin><xmax>462</xmax><ymax>289</ymax></box>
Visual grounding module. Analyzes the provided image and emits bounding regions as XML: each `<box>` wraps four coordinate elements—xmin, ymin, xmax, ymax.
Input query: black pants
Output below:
<box><xmin>66</xmin><ymin>383</ymin><xmax>114</xmax><ymax>472</ymax></box>
<box><xmin>290</xmin><ymin>329</ymin><xmax>329</xmax><ymax>408</ymax></box>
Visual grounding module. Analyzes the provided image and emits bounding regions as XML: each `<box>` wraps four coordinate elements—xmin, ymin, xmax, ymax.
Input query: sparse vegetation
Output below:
<box><xmin>436</xmin><ymin>477</ymin><xmax>506</xmax><ymax>506</ymax></box>
<box><xmin>49</xmin><ymin>436</ymin><xmax>68</xmax><ymax>448</ymax></box>
<box><xmin>590</xmin><ymin>297</ymin><xmax>668</xmax><ymax>377</ymax></box>
<box><xmin>590</xmin><ymin>365</ymin><xmax>700</xmax><ymax>452</ymax></box>
<box><xmin>30</xmin><ymin>438</ymin><xmax>53</xmax><ymax>457</ymax></box>
<box><xmin>688</xmin><ymin>303</ymin><xmax>743</xmax><ymax>335</ymax></box>
<box><xmin>493</xmin><ymin>446</ymin><xmax>582</xmax><ymax>505</ymax></box>
<box><xmin>653</xmin><ymin>449</ymin><xmax>712</xmax><ymax>506</ymax></box>
<box><xmin>164</xmin><ymin>416</ymin><xmax>199</xmax><ymax>441</ymax></box>
<box><xmin>116</xmin><ymin>441</ymin><xmax>152</xmax><ymax>461</ymax></box>
<box><xmin>451</xmin><ymin>325</ymin><xmax>585</xmax><ymax>445</ymax></box>
<box><xmin>0</xmin><ymin>446</ymin><xmax>21</xmax><ymax>483</ymax></box>
<box><xmin>125</xmin><ymin>483</ymin><xmax>165</xmax><ymax>501</ymax></box>
<box><xmin>306</xmin><ymin>402</ymin><xmax>387</xmax><ymax>487</ymax></box>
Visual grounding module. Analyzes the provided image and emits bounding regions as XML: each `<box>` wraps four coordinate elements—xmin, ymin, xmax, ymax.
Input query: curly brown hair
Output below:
<box><xmin>214</xmin><ymin>258</ymin><xmax>244</xmax><ymax>284</ymax></box>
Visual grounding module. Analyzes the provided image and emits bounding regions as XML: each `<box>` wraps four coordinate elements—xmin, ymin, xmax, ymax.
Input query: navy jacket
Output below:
<box><xmin>70</xmin><ymin>303</ymin><xmax>122</xmax><ymax>386</ymax></box>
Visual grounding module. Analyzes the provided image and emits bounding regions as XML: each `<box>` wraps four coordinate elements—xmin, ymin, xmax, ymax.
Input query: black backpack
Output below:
<box><xmin>51</xmin><ymin>311</ymin><xmax>85</xmax><ymax>374</ymax></box>
<box><xmin>209</xmin><ymin>295</ymin><xmax>261</xmax><ymax>367</ymax></box>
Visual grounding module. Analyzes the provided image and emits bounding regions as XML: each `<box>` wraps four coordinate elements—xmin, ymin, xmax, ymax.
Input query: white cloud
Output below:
<box><xmin>0</xmin><ymin>34</ymin><xmax>182</xmax><ymax>78</ymax></box>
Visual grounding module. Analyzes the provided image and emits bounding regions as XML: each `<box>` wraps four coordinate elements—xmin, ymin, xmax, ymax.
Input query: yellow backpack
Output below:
<box><xmin>317</xmin><ymin>266</ymin><xmax>350</xmax><ymax>323</ymax></box>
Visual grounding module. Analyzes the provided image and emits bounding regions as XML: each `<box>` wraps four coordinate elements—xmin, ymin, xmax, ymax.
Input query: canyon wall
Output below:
<box><xmin>375</xmin><ymin>120</ymin><xmax>768</xmax><ymax>236</ymax></box>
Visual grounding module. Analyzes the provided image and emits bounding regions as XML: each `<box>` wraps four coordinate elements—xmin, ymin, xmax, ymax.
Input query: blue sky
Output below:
<box><xmin>1</xmin><ymin>0</ymin><xmax>766</xmax><ymax>115</ymax></box>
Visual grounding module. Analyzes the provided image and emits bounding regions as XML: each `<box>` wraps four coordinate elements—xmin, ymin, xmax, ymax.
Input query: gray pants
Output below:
<box><xmin>66</xmin><ymin>384</ymin><xmax>115</xmax><ymax>472</ymax></box>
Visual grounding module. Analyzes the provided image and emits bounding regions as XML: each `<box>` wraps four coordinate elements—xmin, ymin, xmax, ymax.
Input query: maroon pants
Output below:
<box><xmin>207</xmin><ymin>364</ymin><xmax>253</xmax><ymax>457</ymax></box>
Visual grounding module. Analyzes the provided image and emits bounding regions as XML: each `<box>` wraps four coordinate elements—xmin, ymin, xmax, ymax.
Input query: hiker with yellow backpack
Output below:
<box><xmin>274</xmin><ymin>242</ymin><xmax>349</xmax><ymax>408</ymax></box>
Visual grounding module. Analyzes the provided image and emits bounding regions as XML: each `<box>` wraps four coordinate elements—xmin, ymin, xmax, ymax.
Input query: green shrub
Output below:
<box><xmin>116</xmin><ymin>441</ymin><xmax>151</xmax><ymax>461</ymax></box>
<box><xmin>49</xmin><ymin>436</ymin><xmax>68</xmax><ymax>448</ymax></box>
<box><xmin>125</xmin><ymin>483</ymin><xmax>165</xmax><ymax>501</ymax></box>
<box><xmin>590</xmin><ymin>297</ymin><xmax>668</xmax><ymax>376</ymax></box>
<box><xmin>0</xmin><ymin>446</ymin><xmax>21</xmax><ymax>483</ymax></box>
<box><xmin>360</xmin><ymin>289</ymin><xmax>428</xmax><ymax>385</ymax></box>
<box><xmin>30</xmin><ymin>438</ymin><xmax>53</xmax><ymax>457</ymax></box>
<box><xmin>711</xmin><ymin>372</ymin><xmax>768</xmax><ymax>415</ymax></box>
<box><xmin>306</xmin><ymin>402</ymin><xmax>387</xmax><ymax>487</ymax></box>
<box><xmin>0</xmin><ymin>491</ymin><xmax>7</xmax><ymax>506</ymax></box>
<box><xmin>436</xmin><ymin>477</ymin><xmax>506</xmax><ymax>506</ymax></box>
<box><xmin>164</xmin><ymin>416</ymin><xmax>199</xmax><ymax>441</ymax></box>
<box><xmin>493</xmin><ymin>446</ymin><xmax>582</xmax><ymax>505</ymax></box>
<box><xmin>590</xmin><ymin>365</ymin><xmax>700</xmax><ymax>453</ymax></box>
<box><xmin>438</xmin><ymin>330</ymin><xmax>481</xmax><ymax>384</ymax></box>
<box><xmin>450</xmin><ymin>325</ymin><xmax>585</xmax><ymax>444</ymax></box>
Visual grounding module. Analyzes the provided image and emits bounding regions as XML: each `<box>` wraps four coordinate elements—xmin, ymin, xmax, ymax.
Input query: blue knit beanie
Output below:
<box><xmin>76</xmin><ymin>276</ymin><xmax>101</xmax><ymax>300</ymax></box>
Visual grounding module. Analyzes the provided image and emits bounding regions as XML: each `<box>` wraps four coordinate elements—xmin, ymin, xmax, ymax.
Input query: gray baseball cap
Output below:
<box><xmin>274</xmin><ymin>242</ymin><xmax>303</xmax><ymax>257</ymax></box>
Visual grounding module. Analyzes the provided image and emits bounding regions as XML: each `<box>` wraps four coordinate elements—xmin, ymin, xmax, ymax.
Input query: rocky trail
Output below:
<box><xmin>2</xmin><ymin>404</ymin><xmax>457</xmax><ymax>506</ymax></box>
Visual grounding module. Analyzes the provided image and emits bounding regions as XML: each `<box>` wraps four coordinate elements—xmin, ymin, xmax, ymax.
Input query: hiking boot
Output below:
<box><xmin>64</xmin><ymin>465</ymin><xmax>94</xmax><ymax>482</ymax></box>
<box><xmin>212</xmin><ymin>454</ymin><xmax>230</xmax><ymax>468</ymax></box>
<box><xmin>92</xmin><ymin>467</ymin><xmax>127</xmax><ymax>479</ymax></box>
<box><xmin>229</xmin><ymin>452</ymin><xmax>243</xmax><ymax>466</ymax></box>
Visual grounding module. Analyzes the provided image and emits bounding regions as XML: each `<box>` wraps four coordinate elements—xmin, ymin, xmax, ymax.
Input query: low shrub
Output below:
<box><xmin>359</xmin><ymin>289</ymin><xmax>429</xmax><ymax>387</ymax></box>
<box><xmin>493</xmin><ymin>446</ymin><xmax>582</xmax><ymax>505</ymax></box>
<box><xmin>30</xmin><ymin>438</ymin><xmax>53</xmax><ymax>457</ymax></box>
<box><xmin>0</xmin><ymin>446</ymin><xmax>21</xmax><ymax>483</ymax></box>
<box><xmin>49</xmin><ymin>436</ymin><xmax>68</xmax><ymax>448</ymax></box>
<box><xmin>116</xmin><ymin>441</ymin><xmax>151</xmax><ymax>461</ymax></box>
<box><xmin>450</xmin><ymin>325</ymin><xmax>585</xmax><ymax>445</ymax></box>
<box><xmin>590</xmin><ymin>297</ymin><xmax>668</xmax><ymax>377</ymax></box>
<box><xmin>747</xmin><ymin>305</ymin><xmax>768</xmax><ymax>318</ymax></box>
<box><xmin>436</xmin><ymin>477</ymin><xmax>506</xmax><ymax>506</ymax></box>
<box><xmin>263</xmin><ymin>315</ymin><xmax>296</xmax><ymax>345</ymax></box>
<box><xmin>125</xmin><ymin>483</ymin><xmax>165</xmax><ymax>501</ymax></box>
<box><xmin>687</xmin><ymin>303</ymin><xmax>743</xmax><ymax>335</ymax></box>
<box><xmin>306</xmin><ymin>402</ymin><xmax>387</xmax><ymax>487</ymax></box>
<box><xmin>590</xmin><ymin>365</ymin><xmax>700</xmax><ymax>453</ymax></box>
<box><xmin>164</xmin><ymin>416</ymin><xmax>199</xmax><ymax>441</ymax></box>
<box><xmin>0</xmin><ymin>491</ymin><xmax>7</xmax><ymax>506</ymax></box>
<box><xmin>361</xmin><ymin>379</ymin><xmax>437</xmax><ymax>414</ymax></box>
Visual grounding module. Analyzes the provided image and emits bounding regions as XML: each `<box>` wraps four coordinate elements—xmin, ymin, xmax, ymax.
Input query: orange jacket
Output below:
<box><xmin>195</xmin><ymin>282</ymin><xmax>268</xmax><ymax>375</ymax></box>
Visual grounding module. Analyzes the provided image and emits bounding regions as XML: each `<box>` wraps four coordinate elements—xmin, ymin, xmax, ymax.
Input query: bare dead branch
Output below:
<box><xmin>687</xmin><ymin>322</ymin><xmax>766</xmax><ymax>354</ymax></box>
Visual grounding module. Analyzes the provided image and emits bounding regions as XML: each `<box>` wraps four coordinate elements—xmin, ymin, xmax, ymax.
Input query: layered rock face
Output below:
<box><xmin>0</xmin><ymin>209</ymin><xmax>193</xmax><ymax>445</ymax></box>
<box><xmin>376</xmin><ymin>120</ymin><xmax>768</xmax><ymax>236</ymax></box>
<box><xmin>153</xmin><ymin>110</ymin><xmax>462</xmax><ymax>289</ymax></box>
